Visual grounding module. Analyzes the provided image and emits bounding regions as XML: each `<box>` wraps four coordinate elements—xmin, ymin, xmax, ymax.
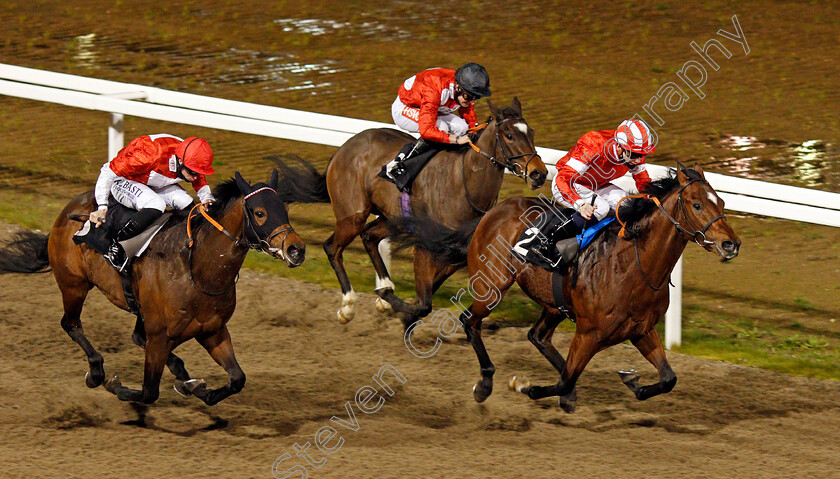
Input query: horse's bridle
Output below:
<box><xmin>185</xmin><ymin>187</ymin><xmax>295</xmax><ymax>295</ymax></box>
<box><xmin>615</xmin><ymin>178</ymin><xmax>727</xmax><ymax>290</ymax></box>
<box><xmin>467</xmin><ymin>116</ymin><xmax>538</xmax><ymax>181</ymax></box>
<box><xmin>462</xmin><ymin>116</ymin><xmax>538</xmax><ymax>214</ymax></box>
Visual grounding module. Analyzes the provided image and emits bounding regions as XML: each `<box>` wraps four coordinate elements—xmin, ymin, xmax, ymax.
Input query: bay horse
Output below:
<box><xmin>0</xmin><ymin>171</ymin><xmax>305</xmax><ymax>405</ymax></box>
<box><xmin>391</xmin><ymin>163</ymin><xmax>740</xmax><ymax>411</ymax></box>
<box><xmin>273</xmin><ymin>98</ymin><xmax>548</xmax><ymax>329</ymax></box>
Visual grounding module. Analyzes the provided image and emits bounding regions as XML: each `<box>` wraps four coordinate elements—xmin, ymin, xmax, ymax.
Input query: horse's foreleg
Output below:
<box><xmin>360</xmin><ymin>217</ymin><xmax>396</xmax><ymax>315</ymax></box>
<box><xmin>461</xmin><ymin>306</ymin><xmax>496</xmax><ymax>403</ymax></box>
<box><xmin>189</xmin><ymin>326</ymin><xmax>245</xmax><ymax>406</ymax></box>
<box><xmin>324</xmin><ymin>216</ymin><xmax>365</xmax><ymax>324</ymax></box>
<box><xmin>526</xmin><ymin>308</ymin><xmax>568</xmax><ymax>374</ymax></box>
<box><xmin>620</xmin><ymin>328</ymin><xmax>677</xmax><ymax>401</ymax></box>
<box><xmin>58</xmin><ymin>284</ymin><xmax>106</xmax><ymax>388</ymax></box>
<box><xmin>130</xmin><ymin>316</ymin><xmax>193</xmax><ymax>396</ymax></box>
<box><xmin>395</xmin><ymin>249</ymin><xmax>460</xmax><ymax>331</ymax></box>
<box><xmin>104</xmin><ymin>332</ymin><xmax>170</xmax><ymax>404</ymax></box>
<box><xmin>513</xmin><ymin>332</ymin><xmax>597</xmax><ymax>413</ymax></box>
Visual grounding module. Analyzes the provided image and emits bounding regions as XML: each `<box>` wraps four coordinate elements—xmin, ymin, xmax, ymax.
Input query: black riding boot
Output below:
<box><xmin>386</xmin><ymin>138</ymin><xmax>430</xmax><ymax>181</ymax></box>
<box><xmin>552</xmin><ymin>213</ymin><xmax>586</xmax><ymax>267</ymax></box>
<box><xmin>103</xmin><ymin>208</ymin><xmax>162</xmax><ymax>271</ymax></box>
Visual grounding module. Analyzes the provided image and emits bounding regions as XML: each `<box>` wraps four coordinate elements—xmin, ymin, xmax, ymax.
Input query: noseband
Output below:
<box><xmin>185</xmin><ymin>187</ymin><xmax>295</xmax><ymax>295</ymax></box>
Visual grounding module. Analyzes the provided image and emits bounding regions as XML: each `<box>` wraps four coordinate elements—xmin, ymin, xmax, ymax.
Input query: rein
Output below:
<box><xmin>614</xmin><ymin>178</ymin><xmax>728</xmax><ymax>291</ymax></box>
<box><xmin>184</xmin><ymin>187</ymin><xmax>291</xmax><ymax>295</ymax></box>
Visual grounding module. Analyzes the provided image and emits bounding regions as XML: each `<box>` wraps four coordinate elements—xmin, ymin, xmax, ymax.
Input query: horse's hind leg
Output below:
<box><xmin>187</xmin><ymin>326</ymin><xmax>245</xmax><ymax>406</ymax></box>
<box><xmin>58</xmin><ymin>283</ymin><xmax>106</xmax><ymax>388</ymax></box>
<box><xmin>130</xmin><ymin>316</ymin><xmax>193</xmax><ymax>396</ymax></box>
<box><xmin>619</xmin><ymin>328</ymin><xmax>677</xmax><ymax>401</ymax></box>
<box><xmin>104</xmin><ymin>332</ymin><xmax>170</xmax><ymax>404</ymax></box>
<box><xmin>360</xmin><ymin>217</ymin><xmax>396</xmax><ymax>315</ymax></box>
<box><xmin>324</xmin><ymin>213</ymin><xmax>367</xmax><ymax>324</ymax></box>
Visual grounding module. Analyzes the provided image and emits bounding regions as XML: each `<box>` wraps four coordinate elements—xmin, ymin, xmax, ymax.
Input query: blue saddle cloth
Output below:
<box><xmin>577</xmin><ymin>217</ymin><xmax>615</xmax><ymax>249</ymax></box>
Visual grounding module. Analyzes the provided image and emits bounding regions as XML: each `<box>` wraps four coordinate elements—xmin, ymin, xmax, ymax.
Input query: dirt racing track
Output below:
<box><xmin>0</xmin><ymin>248</ymin><xmax>838</xmax><ymax>479</ymax></box>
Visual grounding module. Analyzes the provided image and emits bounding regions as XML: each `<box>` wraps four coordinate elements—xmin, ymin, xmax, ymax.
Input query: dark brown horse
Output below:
<box><xmin>392</xmin><ymin>164</ymin><xmax>740</xmax><ymax>411</ymax></box>
<box><xmin>274</xmin><ymin>98</ymin><xmax>547</xmax><ymax>329</ymax></box>
<box><xmin>0</xmin><ymin>171</ymin><xmax>305</xmax><ymax>405</ymax></box>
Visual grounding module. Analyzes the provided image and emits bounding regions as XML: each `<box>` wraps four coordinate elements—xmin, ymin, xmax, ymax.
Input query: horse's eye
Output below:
<box><xmin>505</xmin><ymin>133</ymin><xmax>513</xmax><ymax>140</ymax></box>
<box><xmin>693</xmin><ymin>203</ymin><xmax>701</xmax><ymax>211</ymax></box>
<box><xmin>255</xmin><ymin>211</ymin><xmax>266</xmax><ymax>218</ymax></box>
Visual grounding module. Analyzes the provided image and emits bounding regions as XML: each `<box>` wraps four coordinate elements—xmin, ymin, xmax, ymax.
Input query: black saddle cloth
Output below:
<box><xmin>71</xmin><ymin>201</ymin><xmax>142</xmax><ymax>255</ymax></box>
<box><xmin>378</xmin><ymin>143</ymin><xmax>442</xmax><ymax>192</ymax></box>
<box><xmin>510</xmin><ymin>205</ymin><xmax>578</xmax><ymax>270</ymax></box>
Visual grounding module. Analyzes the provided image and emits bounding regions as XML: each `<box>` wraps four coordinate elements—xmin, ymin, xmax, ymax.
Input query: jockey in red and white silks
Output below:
<box><xmin>391</xmin><ymin>66</ymin><xmax>487</xmax><ymax>144</ymax></box>
<box><xmin>552</xmin><ymin>119</ymin><xmax>656</xmax><ymax>222</ymax></box>
<box><xmin>93</xmin><ymin>134</ymin><xmax>215</xmax><ymax>215</ymax></box>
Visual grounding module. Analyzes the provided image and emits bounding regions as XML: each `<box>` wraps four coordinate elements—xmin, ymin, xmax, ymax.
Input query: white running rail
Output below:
<box><xmin>3</xmin><ymin>63</ymin><xmax>839</xmax><ymax>348</ymax></box>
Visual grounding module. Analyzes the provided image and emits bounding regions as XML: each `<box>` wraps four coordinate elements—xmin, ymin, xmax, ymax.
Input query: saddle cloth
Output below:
<box><xmin>510</xmin><ymin>207</ymin><xmax>615</xmax><ymax>270</ymax></box>
<box><xmin>72</xmin><ymin>201</ymin><xmax>172</xmax><ymax>259</ymax></box>
<box><xmin>378</xmin><ymin>147</ymin><xmax>439</xmax><ymax>192</ymax></box>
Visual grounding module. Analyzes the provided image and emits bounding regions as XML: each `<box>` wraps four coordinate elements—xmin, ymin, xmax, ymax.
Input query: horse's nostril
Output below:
<box><xmin>722</xmin><ymin>241</ymin><xmax>736</xmax><ymax>252</ymax></box>
<box><xmin>529</xmin><ymin>171</ymin><xmax>546</xmax><ymax>184</ymax></box>
<box><xmin>287</xmin><ymin>244</ymin><xmax>305</xmax><ymax>261</ymax></box>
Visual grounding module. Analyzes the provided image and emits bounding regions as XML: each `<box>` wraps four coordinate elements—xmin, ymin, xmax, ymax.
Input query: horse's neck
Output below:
<box><xmin>192</xmin><ymin>199</ymin><xmax>248</xmax><ymax>273</ymax></box>
<box><xmin>634</xmin><ymin>194</ymin><xmax>689</xmax><ymax>284</ymax></box>
<box><xmin>462</xmin><ymin>123</ymin><xmax>504</xmax><ymax>205</ymax></box>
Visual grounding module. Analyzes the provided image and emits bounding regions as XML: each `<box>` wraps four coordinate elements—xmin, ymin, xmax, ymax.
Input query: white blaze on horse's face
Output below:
<box><xmin>707</xmin><ymin>191</ymin><xmax>720</xmax><ymax>206</ymax></box>
<box><xmin>514</xmin><ymin>122</ymin><xmax>528</xmax><ymax>135</ymax></box>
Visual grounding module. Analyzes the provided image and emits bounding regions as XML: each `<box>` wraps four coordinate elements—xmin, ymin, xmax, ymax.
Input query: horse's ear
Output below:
<box><xmin>268</xmin><ymin>169</ymin><xmax>279</xmax><ymax>190</ymax></box>
<box><xmin>486</xmin><ymin>99</ymin><xmax>499</xmax><ymax>117</ymax></box>
<box><xmin>675</xmin><ymin>161</ymin><xmax>689</xmax><ymax>184</ymax></box>
<box><xmin>511</xmin><ymin>96</ymin><xmax>522</xmax><ymax>115</ymax></box>
<box><xmin>235</xmin><ymin>171</ymin><xmax>252</xmax><ymax>195</ymax></box>
<box><xmin>693</xmin><ymin>162</ymin><xmax>706</xmax><ymax>178</ymax></box>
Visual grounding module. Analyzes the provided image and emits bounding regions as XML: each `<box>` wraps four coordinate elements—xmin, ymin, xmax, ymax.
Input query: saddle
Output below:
<box><xmin>378</xmin><ymin>141</ymin><xmax>442</xmax><ymax>192</ymax></box>
<box><xmin>511</xmin><ymin>208</ymin><xmax>615</xmax><ymax>270</ymax></box>
<box><xmin>71</xmin><ymin>200</ymin><xmax>172</xmax><ymax>260</ymax></box>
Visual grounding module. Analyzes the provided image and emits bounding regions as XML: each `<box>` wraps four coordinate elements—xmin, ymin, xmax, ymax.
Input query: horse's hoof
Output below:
<box><xmin>508</xmin><ymin>376</ymin><xmax>531</xmax><ymax>394</ymax></box>
<box><xmin>375</xmin><ymin>297</ymin><xmax>393</xmax><ymax>315</ymax></box>
<box><xmin>84</xmin><ymin>371</ymin><xmax>103</xmax><ymax>388</ymax></box>
<box><xmin>558</xmin><ymin>397</ymin><xmax>577</xmax><ymax>414</ymax></box>
<box><xmin>473</xmin><ymin>383</ymin><xmax>491</xmax><ymax>403</ymax></box>
<box><xmin>183</xmin><ymin>378</ymin><xmax>207</xmax><ymax>395</ymax></box>
<box><xmin>618</xmin><ymin>369</ymin><xmax>640</xmax><ymax>385</ymax></box>
<box><xmin>173</xmin><ymin>379</ymin><xmax>193</xmax><ymax>397</ymax></box>
<box><xmin>103</xmin><ymin>375</ymin><xmax>122</xmax><ymax>393</ymax></box>
<box><xmin>337</xmin><ymin>309</ymin><xmax>353</xmax><ymax>325</ymax></box>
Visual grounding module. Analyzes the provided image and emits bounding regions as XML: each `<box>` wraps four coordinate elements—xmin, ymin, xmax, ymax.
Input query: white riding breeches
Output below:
<box><xmin>551</xmin><ymin>180</ymin><xmax>630</xmax><ymax>221</ymax></box>
<box><xmin>391</xmin><ymin>97</ymin><xmax>468</xmax><ymax>137</ymax></box>
<box><xmin>111</xmin><ymin>178</ymin><xmax>194</xmax><ymax>212</ymax></box>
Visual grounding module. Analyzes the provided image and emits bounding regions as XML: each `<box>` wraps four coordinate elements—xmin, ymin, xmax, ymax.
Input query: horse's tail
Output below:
<box><xmin>267</xmin><ymin>154</ymin><xmax>331</xmax><ymax>204</ymax></box>
<box><xmin>386</xmin><ymin>216</ymin><xmax>481</xmax><ymax>266</ymax></box>
<box><xmin>0</xmin><ymin>231</ymin><xmax>51</xmax><ymax>274</ymax></box>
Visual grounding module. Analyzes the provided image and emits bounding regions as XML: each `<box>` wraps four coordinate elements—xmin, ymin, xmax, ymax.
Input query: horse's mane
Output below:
<box><xmin>615</xmin><ymin>168</ymin><xmax>702</xmax><ymax>226</ymax></box>
<box><xmin>599</xmin><ymin>168</ymin><xmax>703</xmax><ymax>241</ymax></box>
<box><xmin>168</xmin><ymin>178</ymin><xmax>239</xmax><ymax>220</ymax></box>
